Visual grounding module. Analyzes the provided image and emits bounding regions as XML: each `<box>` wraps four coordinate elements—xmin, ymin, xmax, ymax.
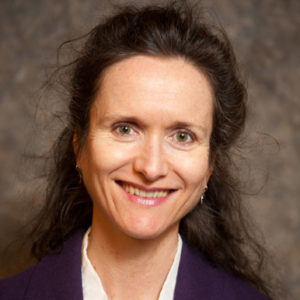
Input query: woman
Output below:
<box><xmin>0</xmin><ymin>2</ymin><xmax>274</xmax><ymax>299</ymax></box>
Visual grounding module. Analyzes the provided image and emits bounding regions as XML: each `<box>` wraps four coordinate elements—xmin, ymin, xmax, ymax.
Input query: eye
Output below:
<box><xmin>172</xmin><ymin>130</ymin><xmax>195</xmax><ymax>144</ymax></box>
<box><xmin>113</xmin><ymin>123</ymin><xmax>136</xmax><ymax>137</ymax></box>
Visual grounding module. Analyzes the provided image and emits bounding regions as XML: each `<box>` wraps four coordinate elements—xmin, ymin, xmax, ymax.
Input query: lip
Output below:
<box><xmin>118</xmin><ymin>180</ymin><xmax>173</xmax><ymax>192</ymax></box>
<box><xmin>116</xmin><ymin>180</ymin><xmax>176</xmax><ymax>207</ymax></box>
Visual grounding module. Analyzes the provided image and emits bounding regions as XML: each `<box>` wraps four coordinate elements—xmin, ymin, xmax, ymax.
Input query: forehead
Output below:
<box><xmin>92</xmin><ymin>55</ymin><xmax>214</xmax><ymax>128</ymax></box>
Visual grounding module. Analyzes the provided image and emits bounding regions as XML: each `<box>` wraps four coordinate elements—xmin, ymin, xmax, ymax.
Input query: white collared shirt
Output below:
<box><xmin>81</xmin><ymin>228</ymin><xmax>182</xmax><ymax>300</ymax></box>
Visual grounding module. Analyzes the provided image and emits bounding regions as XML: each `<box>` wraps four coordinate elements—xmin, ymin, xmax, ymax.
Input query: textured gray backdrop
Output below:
<box><xmin>0</xmin><ymin>0</ymin><xmax>299</xmax><ymax>299</ymax></box>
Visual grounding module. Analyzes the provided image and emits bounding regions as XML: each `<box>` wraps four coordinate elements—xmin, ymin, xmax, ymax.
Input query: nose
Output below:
<box><xmin>133</xmin><ymin>136</ymin><xmax>168</xmax><ymax>182</ymax></box>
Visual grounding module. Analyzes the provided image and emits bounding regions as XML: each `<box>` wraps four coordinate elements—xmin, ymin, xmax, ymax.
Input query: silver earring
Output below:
<box><xmin>200</xmin><ymin>187</ymin><xmax>208</xmax><ymax>205</ymax></box>
<box><xmin>200</xmin><ymin>194</ymin><xmax>204</xmax><ymax>204</ymax></box>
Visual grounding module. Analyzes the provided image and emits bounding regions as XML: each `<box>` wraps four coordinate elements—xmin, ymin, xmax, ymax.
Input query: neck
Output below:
<box><xmin>87</xmin><ymin>212</ymin><xmax>179</xmax><ymax>300</ymax></box>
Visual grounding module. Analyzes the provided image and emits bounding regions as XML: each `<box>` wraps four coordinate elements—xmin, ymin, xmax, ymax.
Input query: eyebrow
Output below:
<box><xmin>101</xmin><ymin>114</ymin><xmax>208</xmax><ymax>136</ymax></box>
<box><xmin>101</xmin><ymin>115</ymin><xmax>142</xmax><ymax>126</ymax></box>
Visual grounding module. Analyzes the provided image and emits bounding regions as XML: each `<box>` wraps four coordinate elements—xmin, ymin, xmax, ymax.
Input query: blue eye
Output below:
<box><xmin>173</xmin><ymin>131</ymin><xmax>194</xmax><ymax>144</ymax></box>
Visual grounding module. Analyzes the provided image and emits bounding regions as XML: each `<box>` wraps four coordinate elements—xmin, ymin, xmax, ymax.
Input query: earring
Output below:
<box><xmin>76</xmin><ymin>164</ymin><xmax>83</xmax><ymax>184</ymax></box>
<box><xmin>200</xmin><ymin>186</ymin><xmax>208</xmax><ymax>205</ymax></box>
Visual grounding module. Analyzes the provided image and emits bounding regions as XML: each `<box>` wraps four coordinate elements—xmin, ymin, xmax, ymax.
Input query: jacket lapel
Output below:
<box><xmin>23</xmin><ymin>231</ymin><xmax>266</xmax><ymax>300</ymax></box>
<box><xmin>174</xmin><ymin>241</ymin><xmax>209</xmax><ymax>300</ymax></box>
<box><xmin>173</xmin><ymin>241</ymin><xmax>269</xmax><ymax>300</ymax></box>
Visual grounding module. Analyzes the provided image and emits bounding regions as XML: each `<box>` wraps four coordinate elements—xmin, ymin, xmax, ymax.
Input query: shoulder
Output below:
<box><xmin>0</xmin><ymin>267</ymin><xmax>35</xmax><ymax>300</ymax></box>
<box><xmin>0</xmin><ymin>229</ymin><xmax>85</xmax><ymax>300</ymax></box>
<box><xmin>174</xmin><ymin>240</ymin><xmax>271</xmax><ymax>300</ymax></box>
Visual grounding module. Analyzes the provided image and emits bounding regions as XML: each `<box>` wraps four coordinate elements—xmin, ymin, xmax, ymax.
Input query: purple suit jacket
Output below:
<box><xmin>0</xmin><ymin>230</ymin><xmax>270</xmax><ymax>299</ymax></box>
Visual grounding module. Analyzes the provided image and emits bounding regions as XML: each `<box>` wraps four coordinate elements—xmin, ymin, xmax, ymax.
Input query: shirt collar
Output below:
<box><xmin>81</xmin><ymin>227</ymin><xmax>182</xmax><ymax>300</ymax></box>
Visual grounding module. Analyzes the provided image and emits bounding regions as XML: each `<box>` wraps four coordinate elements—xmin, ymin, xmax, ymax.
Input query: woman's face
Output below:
<box><xmin>77</xmin><ymin>55</ymin><xmax>214</xmax><ymax>240</ymax></box>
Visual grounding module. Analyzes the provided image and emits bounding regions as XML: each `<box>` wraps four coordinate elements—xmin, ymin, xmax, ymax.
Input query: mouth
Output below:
<box><xmin>116</xmin><ymin>180</ymin><xmax>176</xmax><ymax>206</ymax></box>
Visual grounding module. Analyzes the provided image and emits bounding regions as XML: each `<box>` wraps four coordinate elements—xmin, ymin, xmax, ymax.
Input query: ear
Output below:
<box><xmin>208</xmin><ymin>151</ymin><xmax>216</xmax><ymax>179</ymax></box>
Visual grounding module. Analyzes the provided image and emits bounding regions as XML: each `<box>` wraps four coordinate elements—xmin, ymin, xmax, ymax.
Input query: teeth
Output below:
<box><xmin>123</xmin><ymin>183</ymin><xmax>169</xmax><ymax>198</ymax></box>
<box><xmin>148</xmin><ymin>191</ymin><xmax>154</xmax><ymax>198</ymax></box>
<box><xmin>130</xmin><ymin>185</ymin><xmax>134</xmax><ymax>195</ymax></box>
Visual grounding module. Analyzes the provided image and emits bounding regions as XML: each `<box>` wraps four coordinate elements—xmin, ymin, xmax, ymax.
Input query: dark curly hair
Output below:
<box><xmin>29</xmin><ymin>2</ymin><xmax>274</xmax><ymax>298</ymax></box>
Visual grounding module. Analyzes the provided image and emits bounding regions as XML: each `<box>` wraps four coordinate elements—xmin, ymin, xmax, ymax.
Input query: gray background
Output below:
<box><xmin>0</xmin><ymin>0</ymin><xmax>299</xmax><ymax>299</ymax></box>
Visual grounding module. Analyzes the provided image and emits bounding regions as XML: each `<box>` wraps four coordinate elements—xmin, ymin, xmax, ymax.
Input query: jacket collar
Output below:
<box><xmin>174</xmin><ymin>240</ymin><xmax>214</xmax><ymax>299</ymax></box>
<box><xmin>26</xmin><ymin>230</ymin><xmax>212</xmax><ymax>300</ymax></box>
<box><xmin>25</xmin><ymin>230</ymin><xmax>266</xmax><ymax>300</ymax></box>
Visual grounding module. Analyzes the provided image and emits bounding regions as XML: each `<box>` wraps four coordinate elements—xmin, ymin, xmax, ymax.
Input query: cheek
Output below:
<box><xmin>173</xmin><ymin>150</ymin><xmax>211</xmax><ymax>186</ymax></box>
<box><xmin>86</xmin><ymin>139</ymin><xmax>134</xmax><ymax>174</ymax></box>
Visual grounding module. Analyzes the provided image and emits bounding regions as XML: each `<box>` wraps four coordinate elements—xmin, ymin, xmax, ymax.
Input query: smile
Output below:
<box><xmin>123</xmin><ymin>183</ymin><xmax>169</xmax><ymax>198</ymax></box>
<box><xmin>116</xmin><ymin>181</ymin><xmax>175</xmax><ymax>206</ymax></box>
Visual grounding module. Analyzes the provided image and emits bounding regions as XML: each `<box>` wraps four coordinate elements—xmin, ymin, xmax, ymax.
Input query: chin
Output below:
<box><xmin>118</xmin><ymin>216</ymin><xmax>177</xmax><ymax>241</ymax></box>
